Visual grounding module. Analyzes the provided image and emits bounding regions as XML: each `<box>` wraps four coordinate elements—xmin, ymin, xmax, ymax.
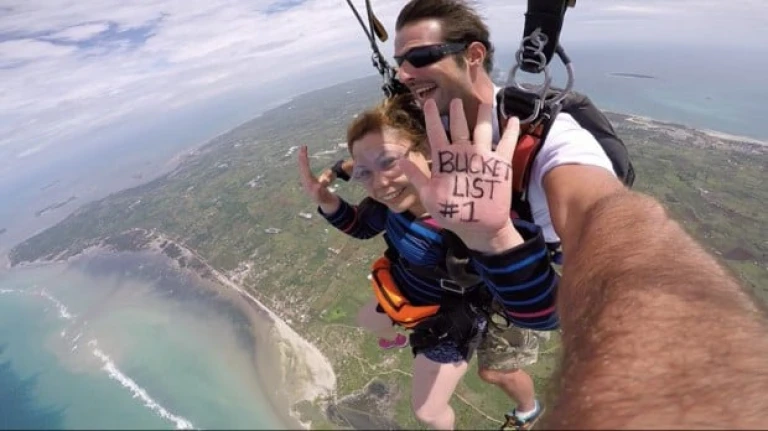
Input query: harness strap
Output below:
<box><xmin>441</xmin><ymin>229</ymin><xmax>484</xmax><ymax>290</ymax></box>
<box><xmin>512</xmin><ymin>122</ymin><xmax>546</xmax><ymax>194</ymax></box>
<box><xmin>520</xmin><ymin>0</ymin><xmax>575</xmax><ymax>73</ymax></box>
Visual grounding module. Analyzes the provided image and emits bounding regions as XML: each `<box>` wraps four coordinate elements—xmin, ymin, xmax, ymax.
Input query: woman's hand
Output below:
<box><xmin>297</xmin><ymin>145</ymin><xmax>341</xmax><ymax>214</ymax></box>
<box><xmin>400</xmin><ymin>98</ymin><xmax>524</xmax><ymax>253</ymax></box>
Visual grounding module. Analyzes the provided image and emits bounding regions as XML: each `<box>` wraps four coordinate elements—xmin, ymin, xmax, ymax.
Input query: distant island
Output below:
<box><xmin>609</xmin><ymin>72</ymin><xmax>657</xmax><ymax>79</ymax></box>
<box><xmin>8</xmin><ymin>75</ymin><xmax>766</xmax><ymax>430</ymax></box>
<box><xmin>34</xmin><ymin>196</ymin><xmax>77</xmax><ymax>217</ymax></box>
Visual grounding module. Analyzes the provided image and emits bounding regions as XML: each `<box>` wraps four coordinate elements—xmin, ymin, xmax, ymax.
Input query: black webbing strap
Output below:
<box><xmin>520</xmin><ymin>0</ymin><xmax>574</xmax><ymax>73</ymax></box>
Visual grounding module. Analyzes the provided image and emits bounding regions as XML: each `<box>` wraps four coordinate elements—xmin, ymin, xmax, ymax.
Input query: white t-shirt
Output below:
<box><xmin>441</xmin><ymin>87</ymin><xmax>617</xmax><ymax>242</ymax></box>
<box><xmin>492</xmin><ymin>86</ymin><xmax>617</xmax><ymax>243</ymax></box>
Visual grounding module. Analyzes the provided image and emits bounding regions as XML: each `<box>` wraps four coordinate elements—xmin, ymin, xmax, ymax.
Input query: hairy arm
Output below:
<box><xmin>543</xmin><ymin>165</ymin><xmax>768</xmax><ymax>429</ymax></box>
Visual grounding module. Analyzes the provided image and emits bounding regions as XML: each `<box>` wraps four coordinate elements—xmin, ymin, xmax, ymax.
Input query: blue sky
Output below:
<box><xmin>0</xmin><ymin>0</ymin><xmax>766</xmax><ymax>188</ymax></box>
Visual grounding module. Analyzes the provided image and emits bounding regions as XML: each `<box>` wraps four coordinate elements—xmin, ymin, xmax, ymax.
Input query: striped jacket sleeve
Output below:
<box><xmin>470</xmin><ymin>219</ymin><xmax>560</xmax><ymax>331</ymax></box>
<box><xmin>317</xmin><ymin>197</ymin><xmax>388</xmax><ymax>239</ymax></box>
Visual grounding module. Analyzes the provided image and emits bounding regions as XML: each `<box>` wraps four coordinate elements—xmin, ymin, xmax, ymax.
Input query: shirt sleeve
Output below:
<box><xmin>469</xmin><ymin>219</ymin><xmax>560</xmax><ymax>331</ymax></box>
<box><xmin>526</xmin><ymin>112</ymin><xmax>619</xmax><ymax>243</ymax></box>
<box><xmin>317</xmin><ymin>197</ymin><xmax>388</xmax><ymax>239</ymax></box>
<box><xmin>530</xmin><ymin>112</ymin><xmax>618</xmax><ymax>183</ymax></box>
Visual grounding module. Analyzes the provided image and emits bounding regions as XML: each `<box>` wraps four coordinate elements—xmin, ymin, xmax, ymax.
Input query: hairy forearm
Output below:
<box><xmin>547</xmin><ymin>190</ymin><xmax>768</xmax><ymax>429</ymax></box>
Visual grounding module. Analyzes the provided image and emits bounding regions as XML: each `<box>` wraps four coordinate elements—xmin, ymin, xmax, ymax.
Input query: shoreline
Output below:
<box><xmin>6</xmin><ymin>229</ymin><xmax>337</xmax><ymax>430</ymax></box>
<box><xmin>173</xmin><ymin>247</ymin><xmax>338</xmax><ymax>430</ymax></box>
<box><xmin>622</xmin><ymin>113</ymin><xmax>768</xmax><ymax>147</ymax></box>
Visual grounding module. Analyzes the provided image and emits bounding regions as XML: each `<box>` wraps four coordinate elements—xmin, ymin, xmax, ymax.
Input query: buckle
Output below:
<box><xmin>440</xmin><ymin>279</ymin><xmax>468</xmax><ymax>295</ymax></box>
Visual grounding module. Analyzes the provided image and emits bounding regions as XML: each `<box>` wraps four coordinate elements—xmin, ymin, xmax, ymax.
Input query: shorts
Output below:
<box><xmin>420</xmin><ymin>340</ymin><xmax>465</xmax><ymax>364</ymax></box>
<box><xmin>415</xmin><ymin>314</ymin><xmax>487</xmax><ymax>364</ymax></box>
<box><xmin>476</xmin><ymin>323</ymin><xmax>543</xmax><ymax>371</ymax></box>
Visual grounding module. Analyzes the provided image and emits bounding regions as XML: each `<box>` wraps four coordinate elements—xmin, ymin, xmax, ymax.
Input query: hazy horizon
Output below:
<box><xmin>1</xmin><ymin>0</ymin><xmax>767</xmax><ymax>253</ymax></box>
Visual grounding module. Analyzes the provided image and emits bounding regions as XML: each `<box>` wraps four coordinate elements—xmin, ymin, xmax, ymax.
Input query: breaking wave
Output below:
<box><xmin>1</xmin><ymin>287</ymin><xmax>197</xmax><ymax>430</ymax></box>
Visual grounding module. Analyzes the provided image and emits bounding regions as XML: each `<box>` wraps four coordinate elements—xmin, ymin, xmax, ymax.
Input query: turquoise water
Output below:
<box><xmin>0</xmin><ymin>253</ymin><xmax>286</xmax><ymax>430</ymax></box>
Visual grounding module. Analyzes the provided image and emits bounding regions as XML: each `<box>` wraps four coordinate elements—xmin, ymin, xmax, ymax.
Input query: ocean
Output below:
<box><xmin>0</xmin><ymin>253</ymin><xmax>287</xmax><ymax>430</ymax></box>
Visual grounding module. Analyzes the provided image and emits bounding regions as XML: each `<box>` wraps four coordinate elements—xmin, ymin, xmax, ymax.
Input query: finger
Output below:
<box><xmin>297</xmin><ymin>146</ymin><xmax>317</xmax><ymax>189</ymax></box>
<box><xmin>495</xmin><ymin>116</ymin><xmax>521</xmax><ymax>160</ymax></box>
<box><xmin>317</xmin><ymin>168</ymin><xmax>334</xmax><ymax>186</ymax></box>
<box><xmin>423</xmin><ymin>99</ymin><xmax>449</xmax><ymax>172</ymax></box>
<box><xmin>399</xmin><ymin>158</ymin><xmax>430</xmax><ymax>191</ymax></box>
<box><xmin>449</xmin><ymin>98</ymin><xmax>471</xmax><ymax>144</ymax></box>
<box><xmin>473</xmin><ymin>102</ymin><xmax>493</xmax><ymax>153</ymax></box>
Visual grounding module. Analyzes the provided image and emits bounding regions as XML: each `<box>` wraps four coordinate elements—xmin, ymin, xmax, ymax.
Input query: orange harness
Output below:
<box><xmin>370</xmin><ymin>256</ymin><xmax>440</xmax><ymax>329</ymax></box>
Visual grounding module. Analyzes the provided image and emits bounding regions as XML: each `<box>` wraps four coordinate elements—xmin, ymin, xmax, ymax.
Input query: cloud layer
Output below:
<box><xmin>0</xmin><ymin>0</ymin><xmax>765</xmax><ymax>178</ymax></box>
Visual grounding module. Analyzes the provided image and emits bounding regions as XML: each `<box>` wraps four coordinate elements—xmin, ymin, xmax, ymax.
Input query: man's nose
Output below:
<box><xmin>396</xmin><ymin>62</ymin><xmax>415</xmax><ymax>82</ymax></box>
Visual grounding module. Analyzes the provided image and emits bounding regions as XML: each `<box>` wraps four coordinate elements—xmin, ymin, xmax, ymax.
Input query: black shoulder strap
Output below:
<box><xmin>440</xmin><ymin>229</ymin><xmax>484</xmax><ymax>289</ymax></box>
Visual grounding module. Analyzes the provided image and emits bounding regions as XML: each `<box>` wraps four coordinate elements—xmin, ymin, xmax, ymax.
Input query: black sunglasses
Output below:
<box><xmin>394</xmin><ymin>42</ymin><xmax>468</xmax><ymax>68</ymax></box>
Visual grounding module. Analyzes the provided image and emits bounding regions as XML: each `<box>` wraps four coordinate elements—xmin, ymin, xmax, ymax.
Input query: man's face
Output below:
<box><xmin>394</xmin><ymin>19</ymin><xmax>472</xmax><ymax>115</ymax></box>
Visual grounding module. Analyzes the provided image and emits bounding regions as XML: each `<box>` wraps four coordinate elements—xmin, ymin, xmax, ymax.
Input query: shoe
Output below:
<box><xmin>500</xmin><ymin>401</ymin><xmax>544</xmax><ymax>431</ymax></box>
<box><xmin>378</xmin><ymin>333</ymin><xmax>409</xmax><ymax>349</ymax></box>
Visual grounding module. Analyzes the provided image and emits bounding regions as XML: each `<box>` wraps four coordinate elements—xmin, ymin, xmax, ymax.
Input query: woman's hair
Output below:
<box><xmin>346</xmin><ymin>94</ymin><xmax>428</xmax><ymax>155</ymax></box>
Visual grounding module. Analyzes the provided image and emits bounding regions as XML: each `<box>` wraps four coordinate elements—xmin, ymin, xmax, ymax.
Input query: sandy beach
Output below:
<box><xmin>140</xmin><ymin>232</ymin><xmax>338</xmax><ymax>430</ymax></box>
<box><xmin>626</xmin><ymin>114</ymin><xmax>768</xmax><ymax>146</ymax></box>
<box><xmin>6</xmin><ymin>230</ymin><xmax>338</xmax><ymax>430</ymax></box>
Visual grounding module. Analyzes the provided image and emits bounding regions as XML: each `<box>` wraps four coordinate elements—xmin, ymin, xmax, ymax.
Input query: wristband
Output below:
<box><xmin>331</xmin><ymin>159</ymin><xmax>350</xmax><ymax>182</ymax></box>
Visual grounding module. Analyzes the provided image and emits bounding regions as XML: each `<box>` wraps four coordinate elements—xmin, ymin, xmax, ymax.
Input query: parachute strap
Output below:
<box><xmin>520</xmin><ymin>0</ymin><xmax>575</xmax><ymax>73</ymax></box>
<box><xmin>512</xmin><ymin>122</ymin><xmax>546</xmax><ymax>194</ymax></box>
<box><xmin>504</xmin><ymin>0</ymin><xmax>576</xmax><ymax>124</ymax></box>
<box><xmin>440</xmin><ymin>229</ymin><xmax>484</xmax><ymax>291</ymax></box>
<box><xmin>345</xmin><ymin>0</ymin><xmax>409</xmax><ymax>97</ymax></box>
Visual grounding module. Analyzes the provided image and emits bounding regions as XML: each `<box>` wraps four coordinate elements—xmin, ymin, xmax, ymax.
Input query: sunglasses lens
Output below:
<box><xmin>396</xmin><ymin>44</ymin><xmax>465</xmax><ymax>69</ymax></box>
<box><xmin>408</xmin><ymin>48</ymin><xmax>439</xmax><ymax>67</ymax></box>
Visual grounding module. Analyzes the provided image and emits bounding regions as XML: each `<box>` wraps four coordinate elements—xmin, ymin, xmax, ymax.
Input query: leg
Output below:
<box><xmin>356</xmin><ymin>297</ymin><xmax>398</xmax><ymax>340</ymax></box>
<box><xmin>476</xmin><ymin>324</ymin><xmax>543</xmax><ymax>427</ymax></box>
<box><xmin>411</xmin><ymin>353</ymin><xmax>468</xmax><ymax>430</ymax></box>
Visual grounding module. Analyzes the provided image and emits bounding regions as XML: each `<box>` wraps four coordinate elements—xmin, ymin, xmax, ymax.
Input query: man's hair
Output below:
<box><xmin>396</xmin><ymin>0</ymin><xmax>494</xmax><ymax>73</ymax></box>
<box><xmin>346</xmin><ymin>94</ymin><xmax>428</xmax><ymax>155</ymax></box>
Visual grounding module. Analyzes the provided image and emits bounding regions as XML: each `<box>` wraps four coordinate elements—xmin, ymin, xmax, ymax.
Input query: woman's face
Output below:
<box><xmin>350</xmin><ymin>126</ymin><xmax>431</xmax><ymax>214</ymax></box>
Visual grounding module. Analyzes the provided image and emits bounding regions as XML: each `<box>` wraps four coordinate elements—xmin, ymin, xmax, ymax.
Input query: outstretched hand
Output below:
<box><xmin>297</xmin><ymin>145</ymin><xmax>341</xmax><ymax>214</ymax></box>
<box><xmin>399</xmin><ymin>99</ymin><xmax>523</xmax><ymax>253</ymax></box>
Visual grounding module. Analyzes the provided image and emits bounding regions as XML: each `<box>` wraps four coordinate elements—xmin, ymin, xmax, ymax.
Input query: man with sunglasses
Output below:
<box><xmin>387</xmin><ymin>1</ymin><xmax>768</xmax><ymax>431</ymax></box>
<box><xmin>389</xmin><ymin>0</ymin><xmax>586</xmax><ymax>429</ymax></box>
<box><xmin>323</xmin><ymin>0</ymin><xmax>768</xmax><ymax>429</ymax></box>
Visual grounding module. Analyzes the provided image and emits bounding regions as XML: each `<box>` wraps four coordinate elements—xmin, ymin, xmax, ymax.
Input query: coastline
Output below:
<box><xmin>6</xmin><ymin>229</ymin><xmax>337</xmax><ymax>430</ymax></box>
<box><xmin>623</xmin><ymin>114</ymin><xmax>768</xmax><ymax>147</ymax></box>
<box><xmin>175</xmin><ymin>245</ymin><xmax>338</xmax><ymax>430</ymax></box>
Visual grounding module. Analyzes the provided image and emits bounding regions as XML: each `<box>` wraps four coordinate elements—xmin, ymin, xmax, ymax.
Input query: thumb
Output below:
<box><xmin>399</xmin><ymin>158</ymin><xmax>429</xmax><ymax>191</ymax></box>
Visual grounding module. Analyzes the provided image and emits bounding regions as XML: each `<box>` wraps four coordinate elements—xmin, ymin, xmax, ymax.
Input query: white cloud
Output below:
<box><xmin>49</xmin><ymin>22</ymin><xmax>111</xmax><ymax>41</ymax></box>
<box><xmin>0</xmin><ymin>38</ymin><xmax>76</xmax><ymax>61</ymax></box>
<box><xmin>0</xmin><ymin>0</ymin><xmax>765</xmax><ymax>179</ymax></box>
<box><xmin>17</xmin><ymin>145</ymin><xmax>44</xmax><ymax>159</ymax></box>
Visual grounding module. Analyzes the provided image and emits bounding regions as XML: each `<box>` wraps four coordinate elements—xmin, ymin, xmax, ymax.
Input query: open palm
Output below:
<box><xmin>401</xmin><ymin>99</ymin><xmax>520</xmax><ymax>249</ymax></box>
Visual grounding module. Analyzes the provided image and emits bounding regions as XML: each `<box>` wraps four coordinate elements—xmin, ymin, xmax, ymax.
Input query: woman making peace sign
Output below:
<box><xmin>298</xmin><ymin>94</ymin><xmax>557</xmax><ymax>430</ymax></box>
